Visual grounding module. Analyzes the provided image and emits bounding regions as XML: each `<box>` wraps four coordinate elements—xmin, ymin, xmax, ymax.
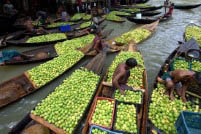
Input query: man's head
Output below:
<box><xmin>126</xmin><ymin>58</ymin><xmax>138</xmax><ymax>69</ymax></box>
<box><xmin>194</xmin><ymin>71</ymin><xmax>201</xmax><ymax>85</ymax></box>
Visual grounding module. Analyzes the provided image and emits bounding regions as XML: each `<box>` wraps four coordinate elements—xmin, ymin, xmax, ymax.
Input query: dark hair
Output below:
<box><xmin>194</xmin><ymin>72</ymin><xmax>201</xmax><ymax>85</ymax></box>
<box><xmin>126</xmin><ymin>58</ymin><xmax>137</xmax><ymax>68</ymax></box>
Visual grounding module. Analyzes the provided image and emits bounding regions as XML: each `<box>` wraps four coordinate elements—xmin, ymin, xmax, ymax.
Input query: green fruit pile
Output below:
<box><xmin>120</xmin><ymin>8</ymin><xmax>140</xmax><ymax>13</ymax></box>
<box><xmin>110</xmin><ymin>11</ymin><xmax>131</xmax><ymax>16</ymax></box>
<box><xmin>115</xmin><ymin>103</ymin><xmax>137</xmax><ymax>133</ymax></box>
<box><xmin>71</xmin><ymin>13</ymin><xmax>85</xmax><ymax>21</ymax></box>
<box><xmin>55</xmin><ymin>34</ymin><xmax>95</xmax><ymax>55</ymax></box>
<box><xmin>31</xmin><ymin>68</ymin><xmax>100</xmax><ymax>134</ymax></box>
<box><xmin>27</xmin><ymin>50</ymin><xmax>84</xmax><ymax>87</ymax></box>
<box><xmin>185</xmin><ymin>26</ymin><xmax>201</xmax><ymax>47</ymax></box>
<box><xmin>28</xmin><ymin>34</ymin><xmax>95</xmax><ymax>87</ymax></box>
<box><xmin>79</xmin><ymin>21</ymin><xmax>92</xmax><ymax>29</ymax></box>
<box><xmin>91</xmin><ymin>128</ymin><xmax>107</xmax><ymax>134</ymax></box>
<box><xmin>83</xmin><ymin>14</ymin><xmax>92</xmax><ymax>20</ymax></box>
<box><xmin>149</xmin><ymin>83</ymin><xmax>201</xmax><ymax>134</ymax></box>
<box><xmin>115</xmin><ymin>90</ymin><xmax>142</xmax><ymax>104</ymax></box>
<box><xmin>115</xmin><ymin>28</ymin><xmax>151</xmax><ymax>45</ymax></box>
<box><xmin>26</xmin><ymin>33</ymin><xmax>67</xmax><ymax>43</ymax></box>
<box><xmin>173</xmin><ymin>58</ymin><xmax>189</xmax><ymax>70</ymax></box>
<box><xmin>106</xmin><ymin>12</ymin><xmax>124</xmax><ymax>22</ymax></box>
<box><xmin>91</xmin><ymin>99</ymin><xmax>115</xmax><ymax>128</ymax></box>
<box><xmin>47</xmin><ymin>22</ymin><xmax>74</xmax><ymax>28</ymax></box>
<box><xmin>32</xmin><ymin>21</ymin><xmax>42</xmax><ymax>26</ymax></box>
<box><xmin>135</xmin><ymin>4</ymin><xmax>151</xmax><ymax>8</ymax></box>
<box><xmin>107</xmin><ymin>51</ymin><xmax>145</xmax><ymax>89</ymax></box>
<box><xmin>192</xmin><ymin>60</ymin><xmax>201</xmax><ymax>72</ymax></box>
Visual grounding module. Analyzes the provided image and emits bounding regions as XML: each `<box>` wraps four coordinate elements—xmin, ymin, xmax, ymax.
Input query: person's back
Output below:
<box><xmin>112</xmin><ymin>63</ymin><xmax>129</xmax><ymax>85</ymax></box>
<box><xmin>171</xmin><ymin>70</ymin><xmax>194</xmax><ymax>83</ymax></box>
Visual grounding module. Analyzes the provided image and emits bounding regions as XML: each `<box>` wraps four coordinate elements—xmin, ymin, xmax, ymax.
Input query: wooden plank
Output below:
<box><xmin>30</xmin><ymin>114</ymin><xmax>66</xmax><ymax>134</ymax></box>
<box><xmin>141</xmin><ymin>70</ymin><xmax>148</xmax><ymax>134</ymax></box>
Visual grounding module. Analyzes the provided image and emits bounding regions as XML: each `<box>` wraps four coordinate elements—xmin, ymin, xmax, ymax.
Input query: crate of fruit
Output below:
<box><xmin>113</xmin><ymin>89</ymin><xmax>143</xmax><ymax>105</ymax></box>
<box><xmin>90</xmin><ymin>125</ymin><xmax>122</xmax><ymax>134</ymax></box>
<box><xmin>175</xmin><ymin>111</ymin><xmax>201</xmax><ymax>134</ymax></box>
<box><xmin>89</xmin><ymin>97</ymin><xmax>116</xmax><ymax>130</ymax></box>
<box><xmin>113</xmin><ymin>101</ymin><xmax>140</xmax><ymax>134</ymax></box>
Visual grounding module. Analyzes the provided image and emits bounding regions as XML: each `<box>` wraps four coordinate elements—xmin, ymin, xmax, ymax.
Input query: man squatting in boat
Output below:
<box><xmin>112</xmin><ymin>58</ymin><xmax>140</xmax><ymax>95</ymax></box>
<box><xmin>157</xmin><ymin>69</ymin><xmax>201</xmax><ymax>102</ymax></box>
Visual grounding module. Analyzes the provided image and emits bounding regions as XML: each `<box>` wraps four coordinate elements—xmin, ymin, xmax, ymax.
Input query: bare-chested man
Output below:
<box><xmin>157</xmin><ymin>69</ymin><xmax>201</xmax><ymax>102</ymax></box>
<box><xmin>112</xmin><ymin>58</ymin><xmax>138</xmax><ymax>95</ymax></box>
<box><xmin>25</xmin><ymin>17</ymin><xmax>45</xmax><ymax>34</ymax></box>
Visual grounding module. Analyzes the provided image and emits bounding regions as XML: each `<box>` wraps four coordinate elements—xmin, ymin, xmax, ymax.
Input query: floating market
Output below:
<box><xmin>0</xmin><ymin>0</ymin><xmax>201</xmax><ymax>134</ymax></box>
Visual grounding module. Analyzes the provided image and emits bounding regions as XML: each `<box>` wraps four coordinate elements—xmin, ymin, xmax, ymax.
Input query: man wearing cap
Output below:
<box><xmin>112</xmin><ymin>58</ymin><xmax>138</xmax><ymax>95</ymax></box>
<box><xmin>157</xmin><ymin>69</ymin><xmax>201</xmax><ymax>102</ymax></box>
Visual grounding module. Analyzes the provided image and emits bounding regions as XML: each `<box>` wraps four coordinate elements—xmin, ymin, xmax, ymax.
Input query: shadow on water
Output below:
<box><xmin>0</xmin><ymin>0</ymin><xmax>201</xmax><ymax>133</ymax></box>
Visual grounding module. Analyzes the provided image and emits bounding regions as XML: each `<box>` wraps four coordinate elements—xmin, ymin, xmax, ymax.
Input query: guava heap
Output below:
<box><xmin>47</xmin><ymin>22</ymin><xmax>74</xmax><ymax>28</ymax></box>
<box><xmin>115</xmin><ymin>28</ymin><xmax>151</xmax><ymax>45</ymax></box>
<box><xmin>26</xmin><ymin>33</ymin><xmax>67</xmax><ymax>43</ymax></box>
<box><xmin>32</xmin><ymin>68</ymin><xmax>100</xmax><ymax>134</ymax></box>
<box><xmin>91</xmin><ymin>99</ymin><xmax>114</xmax><ymax>128</ymax></box>
<box><xmin>149</xmin><ymin>83</ymin><xmax>201</xmax><ymax>134</ymax></box>
<box><xmin>185</xmin><ymin>25</ymin><xmax>201</xmax><ymax>47</ymax></box>
<box><xmin>106</xmin><ymin>12</ymin><xmax>124</xmax><ymax>22</ymax></box>
<box><xmin>115</xmin><ymin>103</ymin><xmax>137</xmax><ymax>133</ymax></box>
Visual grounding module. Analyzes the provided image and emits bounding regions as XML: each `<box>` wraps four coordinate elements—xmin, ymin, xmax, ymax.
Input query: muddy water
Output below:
<box><xmin>0</xmin><ymin>0</ymin><xmax>201</xmax><ymax>133</ymax></box>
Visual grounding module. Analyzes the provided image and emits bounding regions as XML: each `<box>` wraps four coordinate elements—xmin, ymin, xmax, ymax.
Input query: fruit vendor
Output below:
<box><xmin>0</xmin><ymin>50</ymin><xmax>34</xmax><ymax>65</ymax></box>
<box><xmin>112</xmin><ymin>58</ymin><xmax>138</xmax><ymax>95</ymax></box>
<box><xmin>92</xmin><ymin>30</ymin><xmax>108</xmax><ymax>53</ymax></box>
<box><xmin>164</xmin><ymin>3</ymin><xmax>174</xmax><ymax>17</ymax></box>
<box><xmin>157</xmin><ymin>70</ymin><xmax>201</xmax><ymax>102</ymax></box>
<box><xmin>25</xmin><ymin>17</ymin><xmax>45</xmax><ymax>34</ymax></box>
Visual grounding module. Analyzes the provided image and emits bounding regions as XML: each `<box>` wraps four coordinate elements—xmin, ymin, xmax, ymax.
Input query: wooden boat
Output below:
<box><xmin>143</xmin><ymin>40</ymin><xmax>201</xmax><ymax>134</ymax></box>
<box><xmin>82</xmin><ymin>42</ymin><xmax>148</xmax><ymax>134</ymax></box>
<box><xmin>141</xmin><ymin>10</ymin><xmax>161</xmax><ymax>16</ymax></box>
<box><xmin>127</xmin><ymin>15</ymin><xmax>170</xmax><ymax>24</ymax></box>
<box><xmin>0</xmin><ymin>31</ymin><xmax>26</xmax><ymax>49</ymax></box>
<box><xmin>0</xmin><ymin>55</ymin><xmax>87</xmax><ymax>109</ymax></box>
<box><xmin>133</xmin><ymin>5</ymin><xmax>163</xmax><ymax>11</ymax></box>
<box><xmin>5</xmin><ymin>32</ymin><xmax>67</xmax><ymax>47</ymax></box>
<box><xmin>43</xmin><ymin>21</ymin><xmax>80</xmax><ymax>30</ymax></box>
<box><xmin>67</xmin><ymin>24</ymin><xmax>107</xmax><ymax>40</ymax></box>
<box><xmin>1</xmin><ymin>45</ymin><xmax>58</xmax><ymax>66</ymax></box>
<box><xmin>135</xmin><ymin>0</ymin><xmax>149</xmax><ymax>4</ymax></box>
<box><xmin>80</xmin><ymin>20</ymin><xmax>159</xmax><ymax>56</ymax></box>
<box><xmin>174</xmin><ymin>3</ymin><xmax>201</xmax><ymax>9</ymax></box>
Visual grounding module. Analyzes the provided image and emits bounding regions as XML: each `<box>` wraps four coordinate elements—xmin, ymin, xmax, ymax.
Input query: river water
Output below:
<box><xmin>0</xmin><ymin>0</ymin><xmax>201</xmax><ymax>133</ymax></box>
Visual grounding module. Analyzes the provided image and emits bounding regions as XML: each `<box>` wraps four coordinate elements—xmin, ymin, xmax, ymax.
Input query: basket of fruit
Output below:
<box><xmin>89</xmin><ymin>97</ymin><xmax>116</xmax><ymax>130</ymax></box>
<box><xmin>113</xmin><ymin>101</ymin><xmax>140</xmax><ymax>134</ymax></box>
<box><xmin>175</xmin><ymin>111</ymin><xmax>201</xmax><ymax>134</ymax></box>
<box><xmin>90</xmin><ymin>125</ymin><xmax>122</xmax><ymax>134</ymax></box>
